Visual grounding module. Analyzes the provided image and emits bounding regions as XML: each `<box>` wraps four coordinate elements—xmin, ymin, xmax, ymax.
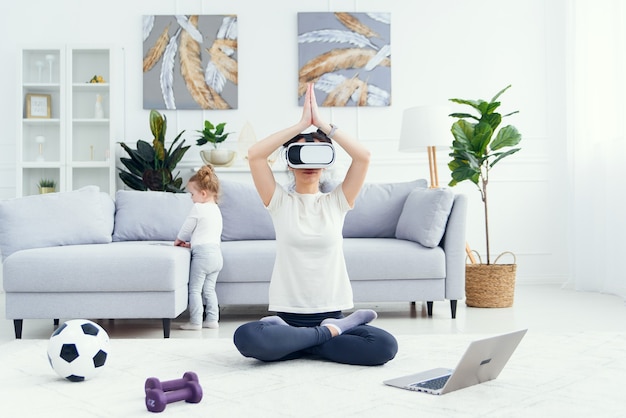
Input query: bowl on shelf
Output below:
<box><xmin>200</xmin><ymin>149</ymin><xmax>236</xmax><ymax>167</ymax></box>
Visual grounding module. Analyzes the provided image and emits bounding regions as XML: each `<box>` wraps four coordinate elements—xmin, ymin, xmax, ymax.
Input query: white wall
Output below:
<box><xmin>0</xmin><ymin>0</ymin><xmax>569</xmax><ymax>285</ymax></box>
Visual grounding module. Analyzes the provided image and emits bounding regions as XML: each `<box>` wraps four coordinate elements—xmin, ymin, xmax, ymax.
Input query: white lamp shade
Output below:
<box><xmin>398</xmin><ymin>105</ymin><xmax>452</xmax><ymax>152</ymax></box>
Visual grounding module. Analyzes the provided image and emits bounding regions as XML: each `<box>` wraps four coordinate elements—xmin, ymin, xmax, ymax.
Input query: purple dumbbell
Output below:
<box><xmin>145</xmin><ymin>381</ymin><xmax>203</xmax><ymax>413</ymax></box>
<box><xmin>144</xmin><ymin>372</ymin><xmax>199</xmax><ymax>393</ymax></box>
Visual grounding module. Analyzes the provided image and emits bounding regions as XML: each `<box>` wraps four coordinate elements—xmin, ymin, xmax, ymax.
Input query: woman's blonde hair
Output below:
<box><xmin>188</xmin><ymin>164</ymin><xmax>220</xmax><ymax>200</ymax></box>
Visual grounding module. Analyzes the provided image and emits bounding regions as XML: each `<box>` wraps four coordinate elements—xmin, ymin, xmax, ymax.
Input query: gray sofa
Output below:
<box><xmin>0</xmin><ymin>186</ymin><xmax>193</xmax><ymax>339</ymax></box>
<box><xmin>0</xmin><ymin>179</ymin><xmax>467</xmax><ymax>339</ymax></box>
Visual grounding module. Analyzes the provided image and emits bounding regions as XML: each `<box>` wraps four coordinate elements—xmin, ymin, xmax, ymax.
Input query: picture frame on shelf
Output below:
<box><xmin>26</xmin><ymin>93</ymin><xmax>51</xmax><ymax>118</ymax></box>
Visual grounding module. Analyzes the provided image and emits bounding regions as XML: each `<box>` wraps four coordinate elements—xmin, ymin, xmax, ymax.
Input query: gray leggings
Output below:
<box><xmin>233</xmin><ymin>312</ymin><xmax>398</xmax><ymax>366</ymax></box>
<box><xmin>188</xmin><ymin>244</ymin><xmax>223</xmax><ymax>324</ymax></box>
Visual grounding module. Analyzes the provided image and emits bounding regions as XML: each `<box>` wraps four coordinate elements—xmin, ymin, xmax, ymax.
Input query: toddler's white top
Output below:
<box><xmin>177</xmin><ymin>202</ymin><xmax>223</xmax><ymax>247</ymax></box>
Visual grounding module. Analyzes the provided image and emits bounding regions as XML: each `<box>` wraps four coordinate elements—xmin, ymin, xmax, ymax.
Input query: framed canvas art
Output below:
<box><xmin>298</xmin><ymin>12</ymin><xmax>391</xmax><ymax>107</ymax></box>
<box><xmin>143</xmin><ymin>14</ymin><xmax>238</xmax><ymax>110</ymax></box>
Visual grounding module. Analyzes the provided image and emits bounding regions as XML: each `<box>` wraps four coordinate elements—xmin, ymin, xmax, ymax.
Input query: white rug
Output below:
<box><xmin>0</xmin><ymin>332</ymin><xmax>624</xmax><ymax>417</ymax></box>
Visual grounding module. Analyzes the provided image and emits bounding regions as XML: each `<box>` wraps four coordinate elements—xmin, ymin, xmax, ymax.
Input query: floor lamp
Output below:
<box><xmin>398</xmin><ymin>105</ymin><xmax>451</xmax><ymax>188</ymax></box>
<box><xmin>398</xmin><ymin>105</ymin><xmax>477</xmax><ymax>263</ymax></box>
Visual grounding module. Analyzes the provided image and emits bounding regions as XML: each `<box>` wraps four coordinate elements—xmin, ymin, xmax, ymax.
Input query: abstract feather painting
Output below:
<box><xmin>298</xmin><ymin>12</ymin><xmax>391</xmax><ymax>107</ymax></box>
<box><xmin>143</xmin><ymin>15</ymin><xmax>238</xmax><ymax>110</ymax></box>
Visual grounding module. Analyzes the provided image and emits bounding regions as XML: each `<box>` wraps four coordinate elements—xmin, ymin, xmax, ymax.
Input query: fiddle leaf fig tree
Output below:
<box><xmin>118</xmin><ymin>109</ymin><xmax>191</xmax><ymax>193</ymax></box>
<box><xmin>448</xmin><ymin>85</ymin><xmax>522</xmax><ymax>264</ymax></box>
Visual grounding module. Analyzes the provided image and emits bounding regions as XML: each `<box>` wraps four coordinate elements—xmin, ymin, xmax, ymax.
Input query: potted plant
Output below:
<box><xmin>118</xmin><ymin>109</ymin><xmax>191</xmax><ymax>193</ymax></box>
<box><xmin>447</xmin><ymin>85</ymin><xmax>522</xmax><ymax>308</ymax></box>
<box><xmin>195</xmin><ymin>120</ymin><xmax>235</xmax><ymax>166</ymax></box>
<box><xmin>38</xmin><ymin>178</ymin><xmax>56</xmax><ymax>194</ymax></box>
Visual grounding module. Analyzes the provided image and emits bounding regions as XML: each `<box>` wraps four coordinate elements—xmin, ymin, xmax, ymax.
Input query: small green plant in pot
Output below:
<box><xmin>118</xmin><ymin>110</ymin><xmax>190</xmax><ymax>193</ymax></box>
<box><xmin>196</xmin><ymin>120</ymin><xmax>231</xmax><ymax>149</ymax></box>
<box><xmin>38</xmin><ymin>178</ymin><xmax>56</xmax><ymax>194</ymax></box>
<box><xmin>447</xmin><ymin>85</ymin><xmax>522</xmax><ymax>307</ymax></box>
<box><xmin>196</xmin><ymin>120</ymin><xmax>235</xmax><ymax>166</ymax></box>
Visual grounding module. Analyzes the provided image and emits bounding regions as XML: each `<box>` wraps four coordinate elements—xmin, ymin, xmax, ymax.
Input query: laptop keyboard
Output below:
<box><xmin>410</xmin><ymin>374</ymin><xmax>451</xmax><ymax>390</ymax></box>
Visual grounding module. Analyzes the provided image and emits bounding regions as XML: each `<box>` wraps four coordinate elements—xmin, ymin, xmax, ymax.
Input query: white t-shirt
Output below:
<box><xmin>177</xmin><ymin>202</ymin><xmax>223</xmax><ymax>247</ymax></box>
<box><xmin>266</xmin><ymin>183</ymin><xmax>353</xmax><ymax>313</ymax></box>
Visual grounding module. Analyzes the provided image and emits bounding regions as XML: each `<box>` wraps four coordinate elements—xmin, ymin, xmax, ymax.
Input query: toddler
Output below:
<box><xmin>175</xmin><ymin>165</ymin><xmax>223</xmax><ymax>330</ymax></box>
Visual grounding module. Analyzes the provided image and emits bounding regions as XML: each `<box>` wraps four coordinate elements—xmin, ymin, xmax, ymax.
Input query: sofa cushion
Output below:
<box><xmin>219</xmin><ymin>240</ymin><xmax>277</xmax><ymax>281</ymax></box>
<box><xmin>3</xmin><ymin>242</ymin><xmax>190</xmax><ymax>292</ymax></box>
<box><xmin>344</xmin><ymin>238</ymin><xmax>446</xmax><ymax>279</ymax></box>
<box><xmin>0</xmin><ymin>186</ymin><xmax>114</xmax><ymax>259</ymax></box>
<box><xmin>343</xmin><ymin>179</ymin><xmax>427</xmax><ymax>238</ymax></box>
<box><xmin>219</xmin><ymin>180</ymin><xmax>275</xmax><ymax>241</ymax></box>
<box><xmin>112</xmin><ymin>190</ymin><xmax>192</xmax><ymax>241</ymax></box>
<box><xmin>396</xmin><ymin>187</ymin><xmax>455</xmax><ymax>248</ymax></box>
<box><xmin>216</xmin><ymin>238</ymin><xmax>446</xmax><ymax>283</ymax></box>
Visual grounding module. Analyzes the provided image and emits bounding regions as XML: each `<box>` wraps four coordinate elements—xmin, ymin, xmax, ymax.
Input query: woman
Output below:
<box><xmin>233</xmin><ymin>84</ymin><xmax>398</xmax><ymax>366</ymax></box>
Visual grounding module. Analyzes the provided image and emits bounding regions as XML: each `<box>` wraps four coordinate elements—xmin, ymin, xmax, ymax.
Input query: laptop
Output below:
<box><xmin>383</xmin><ymin>329</ymin><xmax>527</xmax><ymax>395</ymax></box>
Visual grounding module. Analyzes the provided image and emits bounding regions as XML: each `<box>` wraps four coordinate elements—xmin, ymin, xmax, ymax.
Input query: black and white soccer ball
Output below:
<box><xmin>47</xmin><ymin>319</ymin><xmax>110</xmax><ymax>382</ymax></box>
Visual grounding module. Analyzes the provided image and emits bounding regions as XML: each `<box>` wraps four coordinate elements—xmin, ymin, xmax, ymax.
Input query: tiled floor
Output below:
<box><xmin>2</xmin><ymin>284</ymin><xmax>624</xmax><ymax>342</ymax></box>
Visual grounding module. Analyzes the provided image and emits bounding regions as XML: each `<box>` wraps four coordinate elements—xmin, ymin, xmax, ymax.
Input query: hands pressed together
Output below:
<box><xmin>299</xmin><ymin>83</ymin><xmax>326</xmax><ymax>132</ymax></box>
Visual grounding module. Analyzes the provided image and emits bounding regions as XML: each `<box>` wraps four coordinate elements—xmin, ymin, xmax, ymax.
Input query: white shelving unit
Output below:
<box><xmin>18</xmin><ymin>45</ymin><xmax>118</xmax><ymax>196</ymax></box>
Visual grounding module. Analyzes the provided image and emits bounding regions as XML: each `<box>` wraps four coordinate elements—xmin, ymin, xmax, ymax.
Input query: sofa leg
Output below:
<box><xmin>426</xmin><ymin>301</ymin><xmax>433</xmax><ymax>317</ymax></box>
<box><xmin>14</xmin><ymin>320</ymin><xmax>23</xmax><ymax>339</ymax></box>
<box><xmin>450</xmin><ymin>300</ymin><xmax>457</xmax><ymax>319</ymax></box>
<box><xmin>54</xmin><ymin>319</ymin><xmax>59</xmax><ymax>327</ymax></box>
<box><xmin>162</xmin><ymin>319</ymin><xmax>171</xmax><ymax>338</ymax></box>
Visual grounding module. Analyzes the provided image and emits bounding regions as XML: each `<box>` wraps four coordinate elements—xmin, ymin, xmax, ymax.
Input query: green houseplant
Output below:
<box><xmin>448</xmin><ymin>85</ymin><xmax>522</xmax><ymax>264</ymax></box>
<box><xmin>196</xmin><ymin>120</ymin><xmax>235</xmax><ymax>166</ymax></box>
<box><xmin>195</xmin><ymin>120</ymin><xmax>231</xmax><ymax>149</ymax></box>
<box><xmin>447</xmin><ymin>85</ymin><xmax>522</xmax><ymax>307</ymax></box>
<box><xmin>38</xmin><ymin>178</ymin><xmax>56</xmax><ymax>194</ymax></box>
<box><xmin>118</xmin><ymin>109</ymin><xmax>191</xmax><ymax>193</ymax></box>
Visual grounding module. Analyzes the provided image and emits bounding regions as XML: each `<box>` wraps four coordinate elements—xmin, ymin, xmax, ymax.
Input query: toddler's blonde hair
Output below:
<box><xmin>189</xmin><ymin>164</ymin><xmax>220</xmax><ymax>200</ymax></box>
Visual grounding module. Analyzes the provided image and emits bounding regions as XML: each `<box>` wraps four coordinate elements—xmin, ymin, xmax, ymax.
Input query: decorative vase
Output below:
<box><xmin>94</xmin><ymin>94</ymin><xmax>104</xmax><ymax>119</ymax></box>
<box><xmin>199</xmin><ymin>149</ymin><xmax>236</xmax><ymax>167</ymax></box>
<box><xmin>465</xmin><ymin>252</ymin><xmax>517</xmax><ymax>308</ymax></box>
<box><xmin>35</xmin><ymin>135</ymin><xmax>45</xmax><ymax>162</ymax></box>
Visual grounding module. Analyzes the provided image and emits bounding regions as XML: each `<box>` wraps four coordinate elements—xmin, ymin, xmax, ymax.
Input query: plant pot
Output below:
<box><xmin>39</xmin><ymin>187</ymin><xmax>56</xmax><ymax>194</ymax></box>
<box><xmin>199</xmin><ymin>149</ymin><xmax>236</xmax><ymax>167</ymax></box>
<box><xmin>465</xmin><ymin>252</ymin><xmax>516</xmax><ymax>308</ymax></box>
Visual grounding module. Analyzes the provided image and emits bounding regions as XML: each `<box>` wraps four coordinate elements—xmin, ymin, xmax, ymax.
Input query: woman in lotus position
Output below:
<box><xmin>233</xmin><ymin>84</ymin><xmax>398</xmax><ymax>365</ymax></box>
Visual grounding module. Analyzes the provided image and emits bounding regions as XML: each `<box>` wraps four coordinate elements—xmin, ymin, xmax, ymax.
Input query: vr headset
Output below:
<box><xmin>286</xmin><ymin>142</ymin><xmax>335</xmax><ymax>168</ymax></box>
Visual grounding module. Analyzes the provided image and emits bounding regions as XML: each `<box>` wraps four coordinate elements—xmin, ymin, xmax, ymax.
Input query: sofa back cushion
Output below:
<box><xmin>343</xmin><ymin>179</ymin><xmax>427</xmax><ymax>238</ymax></box>
<box><xmin>0</xmin><ymin>186</ymin><xmax>114</xmax><ymax>259</ymax></box>
<box><xmin>395</xmin><ymin>187</ymin><xmax>455</xmax><ymax>247</ymax></box>
<box><xmin>218</xmin><ymin>179</ymin><xmax>275</xmax><ymax>241</ymax></box>
<box><xmin>215</xmin><ymin>179</ymin><xmax>428</xmax><ymax>241</ymax></box>
<box><xmin>112</xmin><ymin>190</ymin><xmax>193</xmax><ymax>241</ymax></box>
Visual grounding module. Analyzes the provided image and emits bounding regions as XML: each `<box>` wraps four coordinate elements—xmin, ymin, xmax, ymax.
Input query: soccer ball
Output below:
<box><xmin>47</xmin><ymin>319</ymin><xmax>110</xmax><ymax>382</ymax></box>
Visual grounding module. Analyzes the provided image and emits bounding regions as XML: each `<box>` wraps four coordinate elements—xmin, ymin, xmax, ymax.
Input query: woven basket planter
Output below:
<box><xmin>465</xmin><ymin>252</ymin><xmax>516</xmax><ymax>308</ymax></box>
